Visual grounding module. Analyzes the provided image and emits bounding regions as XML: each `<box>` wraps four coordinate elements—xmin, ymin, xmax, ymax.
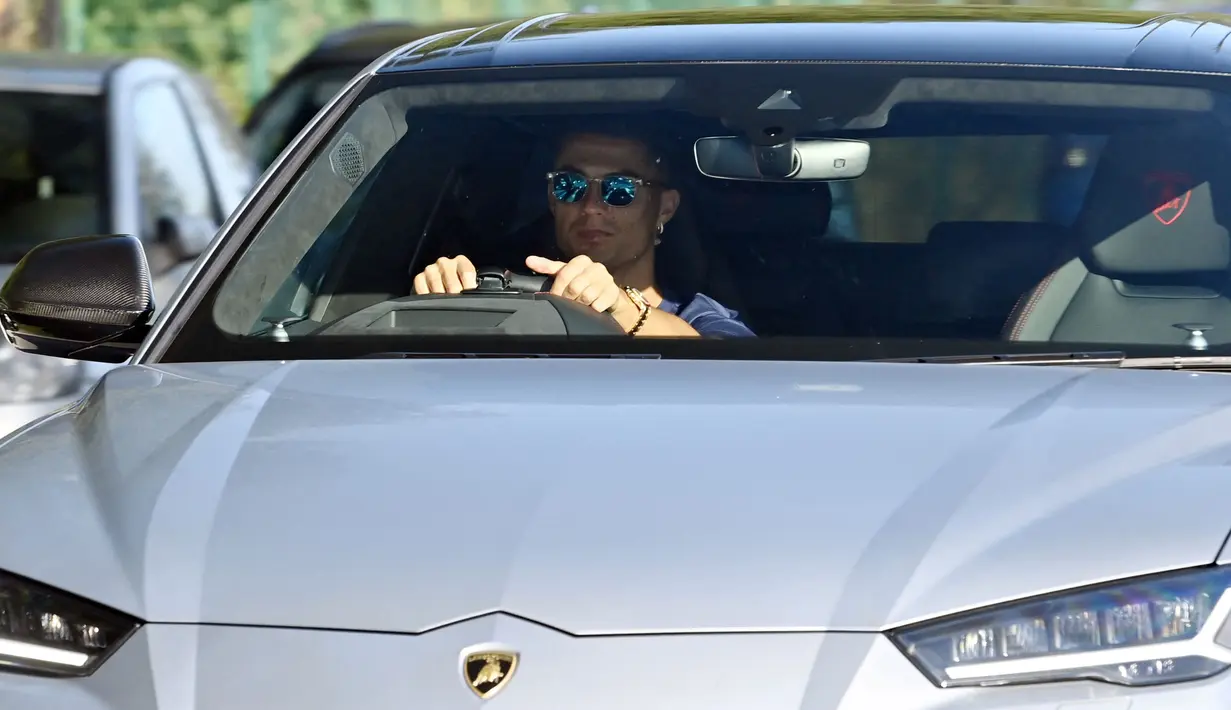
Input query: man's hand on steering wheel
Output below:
<box><xmin>525</xmin><ymin>255</ymin><xmax>637</xmax><ymax>325</ymax></box>
<box><xmin>411</xmin><ymin>253</ymin><xmax>639</xmax><ymax>331</ymax></box>
<box><xmin>412</xmin><ymin>255</ymin><xmax>478</xmax><ymax>294</ymax></box>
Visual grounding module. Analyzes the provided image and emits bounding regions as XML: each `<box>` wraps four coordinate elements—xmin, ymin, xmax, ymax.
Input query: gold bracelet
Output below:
<box><xmin>623</xmin><ymin>286</ymin><xmax>652</xmax><ymax>336</ymax></box>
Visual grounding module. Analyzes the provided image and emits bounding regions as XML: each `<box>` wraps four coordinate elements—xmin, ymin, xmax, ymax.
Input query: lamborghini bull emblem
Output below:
<box><xmin>1144</xmin><ymin>171</ymin><xmax>1194</xmax><ymax>226</ymax></box>
<box><xmin>460</xmin><ymin>644</ymin><xmax>520</xmax><ymax>700</ymax></box>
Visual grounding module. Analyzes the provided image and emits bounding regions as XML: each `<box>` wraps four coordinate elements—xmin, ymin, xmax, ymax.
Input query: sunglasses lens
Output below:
<box><xmin>602</xmin><ymin>176</ymin><xmax>637</xmax><ymax>206</ymax></box>
<box><xmin>551</xmin><ymin>172</ymin><xmax>589</xmax><ymax>203</ymax></box>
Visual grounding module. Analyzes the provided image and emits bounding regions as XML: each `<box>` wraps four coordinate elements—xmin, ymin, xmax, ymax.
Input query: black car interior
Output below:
<box><xmin>246</xmin><ymin>92</ymin><xmax>1231</xmax><ymax>346</ymax></box>
<box><xmin>916</xmin><ymin>221</ymin><xmax>1070</xmax><ymax>339</ymax></box>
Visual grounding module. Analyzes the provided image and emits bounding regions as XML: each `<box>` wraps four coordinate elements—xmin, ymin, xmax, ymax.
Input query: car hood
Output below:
<box><xmin>2</xmin><ymin>358</ymin><xmax>1231</xmax><ymax>634</ymax></box>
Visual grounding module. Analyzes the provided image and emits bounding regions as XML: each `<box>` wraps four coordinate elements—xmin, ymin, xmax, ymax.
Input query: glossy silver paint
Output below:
<box><xmin>3</xmin><ymin>358</ymin><xmax>1231</xmax><ymax>629</ymax></box>
<box><xmin>11</xmin><ymin>620</ymin><xmax>1231</xmax><ymax>710</ymax></box>
<box><xmin>1</xmin><ymin>359</ymin><xmax>1231</xmax><ymax>708</ymax></box>
<box><xmin>6</xmin><ymin>11</ymin><xmax>1231</xmax><ymax>708</ymax></box>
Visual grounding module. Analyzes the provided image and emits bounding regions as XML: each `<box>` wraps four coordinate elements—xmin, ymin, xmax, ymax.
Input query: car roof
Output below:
<box><xmin>0</xmin><ymin>50</ymin><xmax>127</xmax><ymax>94</ymax></box>
<box><xmin>379</xmin><ymin>5</ymin><xmax>1231</xmax><ymax>75</ymax></box>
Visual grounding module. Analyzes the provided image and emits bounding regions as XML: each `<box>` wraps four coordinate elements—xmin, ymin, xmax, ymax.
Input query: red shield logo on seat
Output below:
<box><xmin>1144</xmin><ymin>171</ymin><xmax>1194</xmax><ymax>226</ymax></box>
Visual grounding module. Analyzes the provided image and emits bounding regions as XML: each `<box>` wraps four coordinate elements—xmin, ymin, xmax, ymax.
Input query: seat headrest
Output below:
<box><xmin>1076</xmin><ymin>129</ymin><xmax>1231</xmax><ymax>275</ymax></box>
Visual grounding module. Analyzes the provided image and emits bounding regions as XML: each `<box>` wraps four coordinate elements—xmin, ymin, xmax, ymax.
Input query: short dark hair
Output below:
<box><xmin>553</xmin><ymin>117</ymin><xmax>674</xmax><ymax>185</ymax></box>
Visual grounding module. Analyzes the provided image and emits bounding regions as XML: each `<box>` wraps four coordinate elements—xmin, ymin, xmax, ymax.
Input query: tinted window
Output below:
<box><xmin>829</xmin><ymin>134</ymin><xmax>1111</xmax><ymax>243</ymax></box>
<box><xmin>0</xmin><ymin>92</ymin><xmax>105</xmax><ymax>262</ymax></box>
<box><xmin>133</xmin><ymin>81</ymin><xmax>217</xmax><ymax>236</ymax></box>
<box><xmin>165</xmin><ymin>66</ymin><xmax>1231</xmax><ymax>361</ymax></box>
<box><xmin>837</xmin><ymin>136</ymin><xmax>1051</xmax><ymax>243</ymax></box>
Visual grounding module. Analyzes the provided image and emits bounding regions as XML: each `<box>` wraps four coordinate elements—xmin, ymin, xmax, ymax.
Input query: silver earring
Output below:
<box><xmin>654</xmin><ymin>222</ymin><xmax>663</xmax><ymax>245</ymax></box>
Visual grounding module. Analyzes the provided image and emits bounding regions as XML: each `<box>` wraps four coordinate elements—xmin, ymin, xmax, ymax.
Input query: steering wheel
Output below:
<box><xmin>312</xmin><ymin>266</ymin><xmax>629</xmax><ymax>336</ymax></box>
<box><xmin>468</xmin><ymin>267</ymin><xmax>630</xmax><ymax>334</ymax></box>
<box><xmin>472</xmin><ymin>267</ymin><xmax>555</xmax><ymax>295</ymax></box>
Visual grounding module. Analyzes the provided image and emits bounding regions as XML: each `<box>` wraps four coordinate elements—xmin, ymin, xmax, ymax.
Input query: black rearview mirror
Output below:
<box><xmin>0</xmin><ymin>234</ymin><xmax>155</xmax><ymax>363</ymax></box>
<box><xmin>694</xmin><ymin>136</ymin><xmax>870</xmax><ymax>182</ymax></box>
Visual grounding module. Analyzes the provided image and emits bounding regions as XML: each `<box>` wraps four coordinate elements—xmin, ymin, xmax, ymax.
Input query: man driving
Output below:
<box><xmin>411</xmin><ymin>127</ymin><xmax>755</xmax><ymax>337</ymax></box>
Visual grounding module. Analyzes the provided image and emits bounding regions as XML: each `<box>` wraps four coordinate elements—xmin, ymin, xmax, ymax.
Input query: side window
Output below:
<box><xmin>830</xmin><ymin>135</ymin><xmax>1054</xmax><ymax>243</ymax></box>
<box><xmin>1040</xmin><ymin>134</ymin><xmax>1108</xmax><ymax>227</ymax></box>
<box><xmin>132</xmin><ymin>80</ymin><xmax>219</xmax><ymax>239</ymax></box>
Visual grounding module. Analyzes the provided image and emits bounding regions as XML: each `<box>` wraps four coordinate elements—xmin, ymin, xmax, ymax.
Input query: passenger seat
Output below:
<box><xmin>1003</xmin><ymin>129</ymin><xmax>1231</xmax><ymax>347</ymax></box>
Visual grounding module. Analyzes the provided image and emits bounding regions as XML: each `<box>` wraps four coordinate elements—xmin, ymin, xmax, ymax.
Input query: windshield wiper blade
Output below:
<box><xmin>355</xmin><ymin>352</ymin><xmax>662</xmax><ymax>359</ymax></box>
<box><xmin>874</xmin><ymin>351</ymin><xmax>1127</xmax><ymax>366</ymax></box>
<box><xmin>877</xmin><ymin>351</ymin><xmax>1231</xmax><ymax>371</ymax></box>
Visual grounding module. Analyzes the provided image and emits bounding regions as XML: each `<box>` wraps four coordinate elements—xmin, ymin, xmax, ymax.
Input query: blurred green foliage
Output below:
<box><xmin>0</xmin><ymin>0</ymin><xmax>1152</xmax><ymax>121</ymax></box>
<box><xmin>81</xmin><ymin>0</ymin><xmax>373</xmax><ymax>117</ymax></box>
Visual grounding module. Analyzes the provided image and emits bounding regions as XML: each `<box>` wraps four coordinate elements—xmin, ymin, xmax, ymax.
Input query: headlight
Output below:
<box><xmin>889</xmin><ymin>565</ymin><xmax>1231</xmax><ymax>688</ymax></box>
<box><xmin>0</xmin><ymin>570</ymin><xmax>140</xmax><ymax>676</ymax></box>
<box><xmin>0</xmin><ymin>341</ymin><xmax>83</xmax><ymax>404</ymax></box>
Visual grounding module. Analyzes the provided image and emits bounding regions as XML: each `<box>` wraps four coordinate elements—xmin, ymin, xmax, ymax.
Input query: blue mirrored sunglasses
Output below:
<box><xmin>547</xmin><ymin>170</ymin><xmax>654</xmax><ymax>207</ymax></box>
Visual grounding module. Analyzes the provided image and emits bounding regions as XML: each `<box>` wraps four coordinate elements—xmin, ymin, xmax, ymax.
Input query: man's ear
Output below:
<box><xmin>658</xmin><ymin>187</ymin><xmax>680</xmax><ymax>225</ymax></box>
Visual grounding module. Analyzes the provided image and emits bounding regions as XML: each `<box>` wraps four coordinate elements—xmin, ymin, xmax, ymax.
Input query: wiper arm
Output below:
<box><xmin>356</xmin><ymin>351</ymin><xmax>661</xmax><ymax>359</ymax></box>
<box><xmin>877</xmin><ymin>351</ymin><xmax>1231</xmax><ymax>371</ymax></box>
<box><xmin>874</xmin><ymin>351</ymin><xmax>1127</xmax><ymax>366</ymax></box>
<box><xmin>1118</xmin><ymin>355</ymin><xmax>1231</xmax><ymax>370</ymax></box>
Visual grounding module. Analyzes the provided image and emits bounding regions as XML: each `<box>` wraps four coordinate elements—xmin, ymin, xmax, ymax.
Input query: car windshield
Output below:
<box><xmin>0</xmin><ymin>92</ymin><xmax>106</xmax><ymax>263</ymax></box>
<box><xmin>247</xmin><ymin>66</ymin><xmax>363</xmax><ymax>169</ymax></box>
<box><xmin>169</xmin><ymin>62</ymin><xmax>1231</xmax><ymax>362</ymax></box>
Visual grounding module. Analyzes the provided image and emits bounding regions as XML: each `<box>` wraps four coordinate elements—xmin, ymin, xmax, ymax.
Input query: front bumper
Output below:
<box><xmin>5</xmin><ymin>614</ymin><xmax>1230</xmax><ymax>710</ymax></box>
